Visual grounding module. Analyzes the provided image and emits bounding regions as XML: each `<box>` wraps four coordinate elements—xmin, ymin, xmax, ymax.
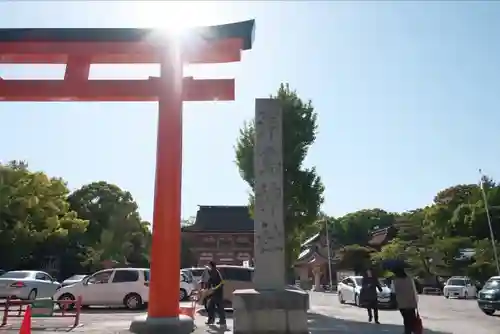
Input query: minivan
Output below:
<box><xmin>199</xmin><ymin>265</ymin><xmax>254</xmax><ymax>310</ymax></box>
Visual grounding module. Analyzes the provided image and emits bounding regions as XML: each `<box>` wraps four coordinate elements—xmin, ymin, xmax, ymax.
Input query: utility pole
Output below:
<box><xmin>325</xmin><ymin>219</ymin><xmax>333</xmax><ymax>291</ymax></box>
<box><xmin>479</xmin><ymin>169</ymin><xmax>500</xmax><ymax>276</ymax></box>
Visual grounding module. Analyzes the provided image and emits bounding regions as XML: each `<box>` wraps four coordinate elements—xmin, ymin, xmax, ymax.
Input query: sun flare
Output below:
<box><xmin>133</xmin><ymin>1</ymin><xmax>223</xmax><ymax>36</ymax></box>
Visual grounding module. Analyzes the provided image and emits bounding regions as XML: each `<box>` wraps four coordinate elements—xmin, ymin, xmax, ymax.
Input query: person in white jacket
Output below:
<box><xmin>392</xmin><ymin>267</ymin><xmax>419</xmax><ymax>334</ymax></box>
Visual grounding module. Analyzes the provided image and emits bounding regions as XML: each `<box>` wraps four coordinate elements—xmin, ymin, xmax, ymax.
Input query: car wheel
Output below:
<box><xmin>355</xmin><ymin>294</ymin><xmax>360</xmax><ymax>307</ymax></box>
<box><xmin>481</xmin><ymin>309</ymin><xmax>495</xmax><ymax>316</ymax></box>
<box><xmin>338</xmin><ymin>292</ymin><xmax>345</xmax><ymax>304</ymax></box>
<box><xmin>27</xmin><ymin>289</ymin><xmax>37</xmax><ymax>301</ymax></box>
<box><xmin>58</xmin><ymin>293</ymin><xmax>75</xmax><ymax>310</ymax></box>
<box><xmin>124</xmin><ymin>293</ymin><xmax>143</xmax><ymax>310</ymax></box>
<box><xmin>179</xmin><ymin>289</ymin><xmax>187</xmax><ymax>301</ymax></box>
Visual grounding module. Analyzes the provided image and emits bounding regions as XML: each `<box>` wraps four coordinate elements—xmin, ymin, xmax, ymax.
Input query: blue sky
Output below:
<box><xmin>1</xmin><ymin>1</ymin><xmax>500</xmax><ymax>223</ymax></box>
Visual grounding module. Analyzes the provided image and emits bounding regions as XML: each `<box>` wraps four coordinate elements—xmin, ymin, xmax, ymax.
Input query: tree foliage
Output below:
<box><xmin>0</xmin><ymin>161</ymin><xmax>88</xmax><ymax>273</ymax></box>
<box><xmin>313</xmin><ymin>180</ymin><xmax>500</xmax><ymax>283</ymax></box>
<box><xmin>235</xmin><ymin>83</ymin><xmax>325</xmax><ymax>273</ymax></box>
<box><xmin>68</xmin><ymin>181</ymin><xmax>151</xmax><ymax>270</ymax></box>
<box><xmin>0</xmin><ymin>162</ymin><xmax>151</xmax><ymax>278</ymax></box>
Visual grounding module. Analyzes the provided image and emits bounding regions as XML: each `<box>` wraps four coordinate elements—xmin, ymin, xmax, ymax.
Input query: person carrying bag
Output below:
<box><xmin>204</xmin><ymin>261</ymin><xmax>226</xmax><ymax>327</ymax></box>
<box><xmin>392</xmin><ymin>267</ymin><xmax>420</xmax><ymax>334</ymax></box>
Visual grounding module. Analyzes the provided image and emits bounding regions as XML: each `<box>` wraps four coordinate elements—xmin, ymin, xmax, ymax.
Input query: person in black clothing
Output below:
<box><xmin>361</xmin><ymin>268</ymin><xmax>383</xmax><ymax>324</ymax></box>
<box><xmin>205</xmin><ymin>261</ymin><xmax>226</xmax><ymax>326</ymax></box>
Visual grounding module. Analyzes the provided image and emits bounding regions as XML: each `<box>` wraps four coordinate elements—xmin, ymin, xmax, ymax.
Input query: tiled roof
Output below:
<box><xmin>368</xmin><ymin>226</ymin><xmax>395</xmax><ymax>246</ymax></box>
<box><xmin>183</xmin><ymin>205</ymin><xmax>254</xmax><ymax>232</ymax></box>
<box><xmin>301</xmin><ymin>233</ymin><xmax>321</xmax><ymax>247</ymax></box>
<box><xmin>368</xmin><ymin>232</ymin><xmax>388</xmax><ymax>246</ymax></box>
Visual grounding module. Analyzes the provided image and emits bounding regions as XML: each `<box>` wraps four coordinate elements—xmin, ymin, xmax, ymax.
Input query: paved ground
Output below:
<box><xmin>1</xmin><ymin>293</ymin><xmax>499</xmax><ymax>333</ymax></box>
<box><xmin>310</xmin><ymin>292</ymin><xmax>500</xmax><ymax>334</ymax></box>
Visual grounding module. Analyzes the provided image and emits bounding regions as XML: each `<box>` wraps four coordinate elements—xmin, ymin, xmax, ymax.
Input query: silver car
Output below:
<box><xmin>182</xmin><ymin>267</ymin><xmax>209</xmax><ymax>289</ymax></box>
<box><xmin>61</xmin><ymin>274</ymin><xmax>88</xmax><ymax>287</ymax></box>
<box><xmin>0</xmin><ymin>270</ymin><xmax>61</xmax><ymax>300</ymax></box>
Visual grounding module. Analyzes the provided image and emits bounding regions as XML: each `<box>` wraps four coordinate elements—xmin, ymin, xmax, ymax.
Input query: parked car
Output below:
<box><xmin>198</xmin><ymin>265</ymin><xmax>254</xmax><ymax>310</ymax></box>
<box><xmin>182</xmin><ymin>267</ymin><xmax>206</xmax><ymax>283</ymax></box>
<box><xmin>477</xmin><ymin>276</ymin><xmax>500</xmax><ymax>315</ymax></box>
<box><xmin>0</xmin><ymin>270</ymin><xmax>61</xmax><ymax>300</ymax></box>
<box><xmin>337</xmin><ymin>276</ymin><xmax>395</xmax><ymax>309</ymax></box>
<box><xmin>61</xmin><ymin>274</ymin><xmax>88</xmax><ymax>287</ymax></box>
<box><xmin>180</xmin><ymin>271</ymin><xmax>196</xmax><ymax>301</ymax></box>
<box><xmin>54</xmin><ymin>268</ymin><xmax>149</xmax><ymax>310</ymax></box>
<box><xmin>182</xmin><ymin>267</ymin><xmax>209</xmax><ymax>289</ymax></box>
<box><xmin>54</xmin><ymin>268</ymin><xmax>194</xmax><ymax>310</ymax></box>
<box><xmin>181</xmin><ymin>269</ymin><xmax>195</xmax><ymax>283</ymax></box>
<box><xmin>443</xmin><ymin>276</ymin><xmax>476</xmax><ymax>299</ymax></box>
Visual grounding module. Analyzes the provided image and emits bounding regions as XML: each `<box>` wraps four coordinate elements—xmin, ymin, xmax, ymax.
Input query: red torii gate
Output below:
<box><xmin>0</xmin><ymin>20</ymin><xmax>254</xmax><ymax>332</ymax></box>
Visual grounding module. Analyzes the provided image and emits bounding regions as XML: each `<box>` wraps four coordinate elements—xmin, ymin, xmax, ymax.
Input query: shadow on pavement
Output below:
<box><xmin>308</xmin><ymin>312</ymin><xmax>452</xmax><ymax>334</ymax></box>
<box><xmin>196</xmin><ymin>309</ymin><xmax>234</xmax><ymax>319</ymax></box>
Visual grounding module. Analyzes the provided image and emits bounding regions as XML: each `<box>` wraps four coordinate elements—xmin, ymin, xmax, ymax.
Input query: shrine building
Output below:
<box><xmin>182</xmin><ymin>205</ymin><xmax>254</xmax><ymax>266</ymax></box>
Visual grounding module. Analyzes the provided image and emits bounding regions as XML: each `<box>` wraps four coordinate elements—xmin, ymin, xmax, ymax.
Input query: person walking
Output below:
<box><xmin>361</xmin><ymin>268</ymin><xmax>382</xmax><ymax>324</ymax></box>
<box><xmin>205</xmin><ymin>261</ymin><xmax>226</xmax><ymax>326</ymax></box>
<box><xmin>392</xmin><ymin>267</ymin><xmax>419</xmax><ymax>334</ymax></box>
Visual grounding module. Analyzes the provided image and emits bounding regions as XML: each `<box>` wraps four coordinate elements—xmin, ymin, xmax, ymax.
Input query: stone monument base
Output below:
<box><xmin>312</xmin><ymin>285</ymin><xmax>324</xmax><ymax>292</ymax></box>
<box><xmin>129</xmin><ymin>314</ymin><xmax>194</xmax><ymax>334</ymax></box>
<box><xmin>233</xmin><ymin>288</ymin><xmax>309</xmax><ymax>334</ymax></box>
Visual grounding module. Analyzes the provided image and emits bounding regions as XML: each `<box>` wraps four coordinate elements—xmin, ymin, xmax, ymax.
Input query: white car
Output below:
<box><xmin>54</xmin><ymin>268</ymin><xmax>195</xmax><ymax>310</ymax></box>
<box><xmin>443</xmin><ymin>276</ymin><xmax>476</xmax><ymax>299</ymax></box>
<box><xmin>54</xmin><ymin>268</ymin><xmax>150</xmax><ymax>310</ymax></box>
<box><xmin>180</xmin><ymin>271</ymin><xmax>195</xmax><ymax>301</ymax></box>
<box><xmin>337</xmin><ymin>276</ymin><xmax>394</xmax><ymax>308</ymax></box>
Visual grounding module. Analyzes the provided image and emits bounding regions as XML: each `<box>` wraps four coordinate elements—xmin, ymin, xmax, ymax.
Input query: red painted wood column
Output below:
<box><xmin>148</xmin><ymin>43</ymin><xmax>184</xmax><ymax>318</ymax></box>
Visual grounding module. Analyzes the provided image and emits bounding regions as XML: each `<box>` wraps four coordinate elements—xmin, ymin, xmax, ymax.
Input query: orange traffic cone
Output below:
<box><xmin>19</xmin><ymin>306</ymin><xmax>31</xmax><ymax>334</ymax></box>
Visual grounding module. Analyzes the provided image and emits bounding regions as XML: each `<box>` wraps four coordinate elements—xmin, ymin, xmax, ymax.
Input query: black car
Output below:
<box><xmin>477</xmin><ymin>276</ymin><xmax>500</xmax><ymax>315</ymax></box>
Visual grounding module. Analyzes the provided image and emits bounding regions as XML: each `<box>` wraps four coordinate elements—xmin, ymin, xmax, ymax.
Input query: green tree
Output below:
<box><xmin>335</xmin><ymin>209</ymin><xmax>396</xmax><ymax>246</ymax></box>
<box><xmin>235</xmin><ymin>84</ymin><xmax>325</xmax><ymax>277</ymax></box>
<box><xmin>0</xmin><ymin>161</ymin><xmax>88</xmax><ymax>273</ymax></box>
<box><xmin>372</xmin><ymin>238</ymin><xmax>407</xmax><ymax>263</ymax></box>
<box><xmin>371</xmin><ymin>209</ymin><xmax>439</xmax><ymax>279</ymax></box>
<box><xmin>68</xmin><ymin>181</ymin><xmax>151</xmax><ymax>270</ymax></box>
<box><xmin>336</xmin><ymin>244</ymin><xmax>373</xmax><ymax>272</ymax></box>
<box><xmin>181</xmin><ymin>216</ymin><xmax>196</xmax><ymax>227</ymax></box>
<box><xmin>433</xmin><ymin>236</ymin><xmax>473</xmax><ymax>276</ymax></box>
<box><xmin>469</xmin><ymin>238</ymin><xmax>500</xmax><ymax>281</ymax></box>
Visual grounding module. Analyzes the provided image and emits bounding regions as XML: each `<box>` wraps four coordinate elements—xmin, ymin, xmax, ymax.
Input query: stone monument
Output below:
<box><xmin>232</xmin><ymin>98</ymin><xmax>309</xmax><ymax>334</ymax></box>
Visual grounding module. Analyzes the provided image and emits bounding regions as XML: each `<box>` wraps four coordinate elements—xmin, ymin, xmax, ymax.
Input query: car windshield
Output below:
<box><xmin>0</xmin><ymin>271</ymin><xmax>31</xmax><ymax>279</ymax></box>
<box><xmin>190</xmin><ymin>269</ymin><xmax>205</xmax><ymax>277</ymax></box>
<box><xmin>66</xmin><ymin>275</ymin><xmax>86</xmax><ymax>281</ymax></box>
<box><xmin>447</xmin><ymin>279</ymin><xmax>466</xmax><ymax>286</ymax></box>
<box><xmin>181</xmin><ymin>270</ymin><xmax>193</xmax><ymax>278</ymax></box>
<box><xmin>354</xmin><ymin>278</ymin><xmax>363</xmax><ymax>286</ymax></box>
<box><xmin>484</xmin><ymin>279</ymin><xmax>500</xmax><ymax>289</ymax></box>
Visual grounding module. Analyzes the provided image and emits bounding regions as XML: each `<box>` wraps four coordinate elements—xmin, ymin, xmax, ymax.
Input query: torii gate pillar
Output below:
<box><xmin>0</xmin><ymin>20</ymin><xmax>255</xmax><ymax>333</ymax></box>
